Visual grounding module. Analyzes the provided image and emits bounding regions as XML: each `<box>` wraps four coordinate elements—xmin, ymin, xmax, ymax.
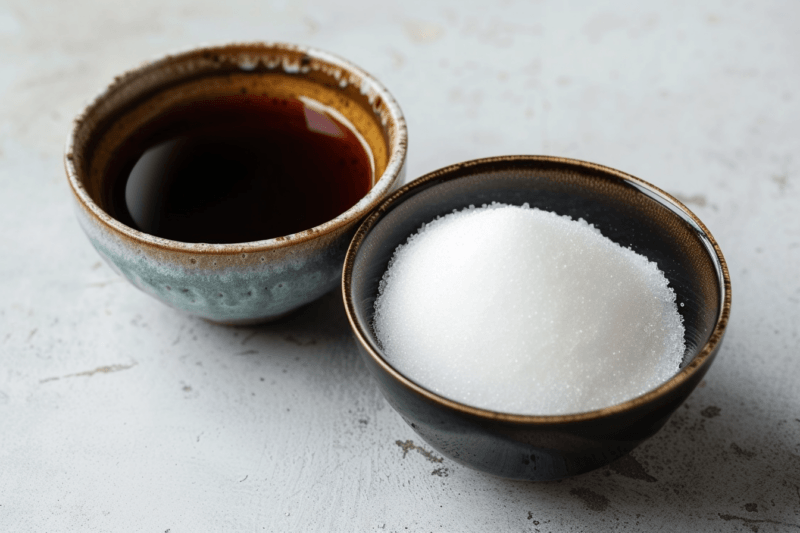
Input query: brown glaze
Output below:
<box><xmin>343</xmin><ymin>155</ymin><xmax>730</xmax><ymax>480</ymax></box>
<box><xmin>65</xmin><ymin>43</ymin><xmax>407</xmax><ymax>324</ymax></box>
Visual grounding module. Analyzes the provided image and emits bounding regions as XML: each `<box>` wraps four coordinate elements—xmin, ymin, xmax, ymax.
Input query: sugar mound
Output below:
<box><xmin>373</xmin><ymin>203</ymin><xmax>685</xmax><ymax>415</ymax></box>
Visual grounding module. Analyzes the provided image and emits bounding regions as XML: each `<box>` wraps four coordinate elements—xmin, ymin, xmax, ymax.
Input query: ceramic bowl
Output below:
<box><xmin>343</xmin><ymin>156</ymin><xmax>731</xmax><ymax>480</ymax></box>
<box><xmin>65</xmin><ymin>42</ymin><xmax>406</xmax><ymax>324</ymax></box>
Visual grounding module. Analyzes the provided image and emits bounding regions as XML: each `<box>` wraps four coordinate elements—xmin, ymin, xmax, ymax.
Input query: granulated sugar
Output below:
<box><xmin>373</xmin><ymin>203</ymin><xmax>685</xmax><ymax>415</ymax></box>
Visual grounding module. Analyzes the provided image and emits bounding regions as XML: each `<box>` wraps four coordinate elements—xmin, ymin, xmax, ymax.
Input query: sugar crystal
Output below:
<box><xmin>373</xmin><ymin>203</ymin><xmax>685</xmax><ymax>415</ymax></box>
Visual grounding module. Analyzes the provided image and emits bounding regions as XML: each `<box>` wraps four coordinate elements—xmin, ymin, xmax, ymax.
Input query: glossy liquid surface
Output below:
<box><xmin>104</xmin><ymin>95</ymin><xmax>373</xmax><ymax>243</ymax></box>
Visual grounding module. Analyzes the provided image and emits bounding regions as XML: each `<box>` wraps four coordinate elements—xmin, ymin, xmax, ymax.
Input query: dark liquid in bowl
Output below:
<box><xmin>104</xmin><ymin>95</ymin><xmax>373</xmax><ymax>243</ymax></box>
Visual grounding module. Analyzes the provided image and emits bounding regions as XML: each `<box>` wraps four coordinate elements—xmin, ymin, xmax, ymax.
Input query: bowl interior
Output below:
<box><xmin>69</xmin><ymin>43</ymin><xmax>402</xmax><ymax>220</ymax></box>
<box><xmin>349</xmin><ymin>157</ymin><xmax>725</xmax><ymax>400</ymax></box>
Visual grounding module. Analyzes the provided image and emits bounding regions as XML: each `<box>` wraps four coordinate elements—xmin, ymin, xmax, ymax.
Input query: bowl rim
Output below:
<box><xmin>342</xmin><ymin>155</ymin><xmax>732</xmax><ymax>425</ymax></box>
<box><xmin>64</xmin><ymin>41</ymin><xmax>408</xmax><ymax>254</ymax></box>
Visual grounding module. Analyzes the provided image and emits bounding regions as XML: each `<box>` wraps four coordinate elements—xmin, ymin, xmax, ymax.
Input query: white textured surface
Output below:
<box><xmin>374</xmin><ymin>204</ymin><xmax>684</xmax><ymax>415</ymax></box>
<box><xmin>1</xmin><ymin>1</ymin><xmax>799</xmax><ymax>531</ymax></box>
<box><xmin>375</xmin><ymin>203</ymin><xmax>685</xmax><ymax>415</ymax></box>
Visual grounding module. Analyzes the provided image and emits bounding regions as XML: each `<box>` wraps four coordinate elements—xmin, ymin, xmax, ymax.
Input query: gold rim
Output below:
<box><xmin>342</xmin><ymin>155</ymin><xmax>731</xmax><ymax>425</ymax></box>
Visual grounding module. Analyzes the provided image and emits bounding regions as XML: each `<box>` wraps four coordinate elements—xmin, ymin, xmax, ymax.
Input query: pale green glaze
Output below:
<box><xmin>73</xmin><ymin>164</ymin><xmax>405</xmax><ymax>324</ymax></box>
<box><xmin>65</xmin><ymin>43</ymin><xmax>407</xmax><ymax>324</ymax></box>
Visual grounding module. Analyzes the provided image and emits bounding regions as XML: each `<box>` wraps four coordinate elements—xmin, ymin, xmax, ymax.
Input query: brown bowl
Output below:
<box><xmin>65</xmin><ymin>42</ymin><xmax>406</xmax><ymax>324</ymax></box>
<box><xmin>343</xmin><ymin>156</ymin><xmax>731</xmax><ymax>480</ymax></box>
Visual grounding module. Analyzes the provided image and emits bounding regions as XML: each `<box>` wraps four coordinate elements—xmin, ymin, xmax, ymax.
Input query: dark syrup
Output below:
<box><xmin>104</xmin><ymin>95</ymin><xmax>373</xmax><ymax>243</ymax></box>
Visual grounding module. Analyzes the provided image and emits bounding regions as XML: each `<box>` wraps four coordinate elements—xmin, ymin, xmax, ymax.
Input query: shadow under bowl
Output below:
<box><xmin>343</xmin><ymin>155</ymin><xmax>731</xmax><ymax>481</ymax></box>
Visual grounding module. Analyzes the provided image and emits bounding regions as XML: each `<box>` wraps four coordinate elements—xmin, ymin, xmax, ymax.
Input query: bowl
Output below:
<box><xmin>343</xmin><ymin>155</ymin><xmax>731</xmax><ymax>480</ymax></box>
<box><xmin>65</xmin><ymin>42</ymin><xmax>407</xmax><ymax>324</ymax></box>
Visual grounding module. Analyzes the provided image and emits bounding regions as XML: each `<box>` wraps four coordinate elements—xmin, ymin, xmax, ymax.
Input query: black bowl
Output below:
<box><xmin>342</xmin><ymin>156</ymin><xmax>731</xmax><ymax>481</ymax></box>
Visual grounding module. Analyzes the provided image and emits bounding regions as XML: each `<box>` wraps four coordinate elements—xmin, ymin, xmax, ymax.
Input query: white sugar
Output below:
<box><xmin>373</xmin><ymin>203</ymin><xmax>685</xmax><ymax>415</ymax></box>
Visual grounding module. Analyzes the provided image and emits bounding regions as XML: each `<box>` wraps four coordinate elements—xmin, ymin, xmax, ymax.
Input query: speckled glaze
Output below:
<box><xmin>343</xmin><ymin>156</ymin><xmax>731</xmax><ymax>480</ymax></box>
<box><xmin>65</xmin><ymin>43</ymin><xmax>407</xmax><ymax>324</ymax></box>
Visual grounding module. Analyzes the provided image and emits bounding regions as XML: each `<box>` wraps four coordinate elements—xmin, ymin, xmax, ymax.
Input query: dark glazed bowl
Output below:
<box><xmin>342</xmin><ymin>156</ymin><xmax>731</xmax><ymax>481</ymax></box>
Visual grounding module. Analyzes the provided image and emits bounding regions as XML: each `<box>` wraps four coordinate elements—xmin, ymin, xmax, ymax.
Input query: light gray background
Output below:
<box><xmin>1</xmin><ymin>1</ymin><xmax>798</xmax><ymax>531</ymax></box>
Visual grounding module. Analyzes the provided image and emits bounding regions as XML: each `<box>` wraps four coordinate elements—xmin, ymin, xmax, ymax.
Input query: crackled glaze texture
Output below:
<box><xmin>66</xmin><ymin>43</ymin><xmax>407</xmax><ymax>324</ymax></box>
<box><xmin>73</xmin><ymin>202</ymin><xmax>352</xmax><ymax>324</ymax></box>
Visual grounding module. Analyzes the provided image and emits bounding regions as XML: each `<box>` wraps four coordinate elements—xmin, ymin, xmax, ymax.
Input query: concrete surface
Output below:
<box><xmin>1</xmin><ymin>0</ymin><xmax>798</xmax><ymax>531</ymax></box>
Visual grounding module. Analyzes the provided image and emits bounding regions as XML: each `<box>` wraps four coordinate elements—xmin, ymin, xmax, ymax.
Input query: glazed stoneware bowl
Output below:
<box><xmin>65</xmin><ymin>42</ymin><xmax>406</xmax><ymax>324</ymax></box>
<box><xmin>343</xmin><ymin>156</ymin><xmax>731</xmax><ymax>481</ymax></box>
